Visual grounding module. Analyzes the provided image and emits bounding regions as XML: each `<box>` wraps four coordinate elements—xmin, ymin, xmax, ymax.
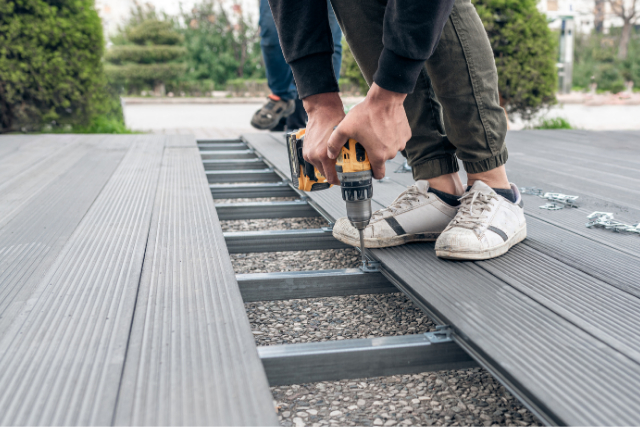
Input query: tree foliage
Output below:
<box><xmin>573</xmin><ymin>29</ymin><xmax>640</xmax><ymax>93</ymax></box>
<box><xmin>0</xmin><ymin>0</ymin><xmax>111</xmax><ymax>131</ymax></box>
<box><xmin>180</xmin><ymin>0</ymin><xmax>263</xmax><ymax>88</ymax></box>
<box><xmin>474</xmin><ymin>0</ymin><xmax>558</xmax><ymax>119</ymax></box>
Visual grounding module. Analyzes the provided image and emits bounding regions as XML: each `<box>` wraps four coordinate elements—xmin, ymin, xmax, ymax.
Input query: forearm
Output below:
<box><xmin>267</xmin><ymin>0</ymin><xmax>339</xmax><ymax>98</ymax></box>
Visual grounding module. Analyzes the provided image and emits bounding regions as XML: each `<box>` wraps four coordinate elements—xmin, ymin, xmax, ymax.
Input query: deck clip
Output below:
<box><xmin>425</xmin><ymin>325</ymin><xmax>453</xmax><ymax>344</ymax></box>
<box><xmin>395</xmin><ymin>160</ymin><xmax>412</xmax><ymax>173</ymax></box>
<box><xmin>360</xmin><ymin>260</ymin><xmax>381</xmax><ymax>273</ymax></box>
<box><xmin>586</xmin><ymin>212</ymin><xmax>640</xmax><ymax>234</ymax></box>
<box><xmin>520</xmin><ymin>187</ymin><xmax>543</xmax><ymax>196</ymax></box>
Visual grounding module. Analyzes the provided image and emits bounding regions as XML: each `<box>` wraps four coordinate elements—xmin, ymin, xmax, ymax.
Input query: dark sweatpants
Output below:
<box><xmin>330</xmin><ymin>0</ymin><xmax>508</xmax><ymax>180</ymax></box>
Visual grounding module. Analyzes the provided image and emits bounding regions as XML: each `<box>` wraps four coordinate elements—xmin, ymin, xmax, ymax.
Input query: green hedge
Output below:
<box><xmin>127</xmin><ymin>20</ymin><xmax>183</xmax><ymax>46</ymax></box>
<box><xmin>105</xmin><ymin>63</ymin><xmax>186</xmax><ymax>83</ymax></box>
<box><xmin>105</xmin><ymin>45</ymin><xmax>186</xmax><ymax>64</ymax></box>
<box><xmin>0</xmin><ymin>0</ymin><xmax>108</xmax><ymax>131</ymax></box>
<box><xmin>474</xmin><ymin>0</ymin><xmax>557</xmax><ymax>119</ymax></box>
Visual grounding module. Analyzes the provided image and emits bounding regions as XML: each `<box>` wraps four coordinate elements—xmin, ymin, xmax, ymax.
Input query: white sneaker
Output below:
<box><xmin>435</xmin><ymin>181</ymin><xmax>526</xmax><ymax>260</ymax></box>
<box><xmin>332</xmin><ymin>181</ymin><xmax>459</xmax><ymax>248</ymax></box>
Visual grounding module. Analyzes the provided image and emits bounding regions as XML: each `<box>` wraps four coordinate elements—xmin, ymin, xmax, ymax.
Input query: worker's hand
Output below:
<box><xmin>302</xmin><ymin>92</ymin><xmax>345</xmax><ymax>185</ymax></box>
<box><xmin>327</xmin><ymin>83</ymin><xmax>411</xmax><ymax>180</ymax></box>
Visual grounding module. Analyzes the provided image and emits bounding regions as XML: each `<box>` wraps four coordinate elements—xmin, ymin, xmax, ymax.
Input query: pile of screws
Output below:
<box><xmin>520</xmin><ymin>187</ymin><xmax>579</xmax><ymax>210</ymax></box>
<box><xmin>586</xmin><ymin>212</ymin><xmax>640</xmax><ymax>234</ymax></box>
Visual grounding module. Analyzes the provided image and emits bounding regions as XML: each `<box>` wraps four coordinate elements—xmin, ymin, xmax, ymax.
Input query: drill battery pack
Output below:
<box><xmin>286</xmin><ymin>129</ymin><xmax>332</xmax><ymax>192</ymax></box>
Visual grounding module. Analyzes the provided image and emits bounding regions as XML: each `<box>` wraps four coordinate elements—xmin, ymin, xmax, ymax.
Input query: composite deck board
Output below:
<box><xmin>0</xmin><ymin>133</ymin><xmax>276</xmax><ymax>425</ymax></box>
<box><xmin>242</xmin><ymin>130</ymin><xmax>640</xmax><ymax>425</ymax></box>
<box><xmin>0</xmin><ymin>138</ymin><xmax>129</xmax><ymax>335</ymax></box>
<box><xmin>0</xmin><ymin>135</ymin><xmax>164</xmax><ymax>425</ymax></box>
<box><xmin>116</xmin><ymin>142</ymin><xmax>277</xmax><ymax>426</ymax></box>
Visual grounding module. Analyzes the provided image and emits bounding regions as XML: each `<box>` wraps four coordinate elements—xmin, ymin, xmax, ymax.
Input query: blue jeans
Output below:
<box><xmin>259</xmin><ymin>0</ymin><xmax>342</xmax><ymax>100</ymax></box>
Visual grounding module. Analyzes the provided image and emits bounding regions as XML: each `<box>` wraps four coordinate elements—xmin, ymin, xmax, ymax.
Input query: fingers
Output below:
<box><xmin>326</xmin><ymin>125</ymin><xmax>347</xmax><ymax>160</ymax></box>
<box><xmin>369</xmin><ymin>158</ymin><xmax>386</xmax><ymax>180</ymax></box>
<box><xmin>321</xmin><ymin>158</ymin><xmax>340</xmax><ymax>185</ymax></box>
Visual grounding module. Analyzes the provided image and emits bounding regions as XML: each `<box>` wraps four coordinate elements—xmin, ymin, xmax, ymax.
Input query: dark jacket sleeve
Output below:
<box><xmin>373</xmin><ymin>0</ymin><xmax>455</xmax><ymax>94</ymax></box>
<box><xmin>267</xmin><ymin>0</ymin><xmax>339</xmax><ymax>99</ymax></box>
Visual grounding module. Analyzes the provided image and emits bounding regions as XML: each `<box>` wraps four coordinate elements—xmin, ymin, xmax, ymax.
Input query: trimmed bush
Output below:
<box><xmin>0</xmin><ymin>0</ymin><xmax>110</xmax><ymax>131</ymax></box>
<box><xmin>127</xmin><ymin>20</ymin><xmax>184</xmax><ymax>46</ymax></box>
<box><xmin>105</xmin><ymin>45</ymin><xmax>186</xmax><ymax>64</ymax></box>
<box><xmin>105</xmin><ymin>16</ymin><xmax>186</xmax><ymax>94</ymax></box>
<box><xmin>474</xmin><ymin>0</ymin><xmax>558</xmax><ymax>120</ymax></box>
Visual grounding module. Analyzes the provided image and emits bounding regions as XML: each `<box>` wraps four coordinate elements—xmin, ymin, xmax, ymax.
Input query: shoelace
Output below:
<box><xmin>259</xmin><ymin>100</ymin><xmax>277</xmax><ymax>118</ymax></box>
<box><xmin>450</xmin><ymin>191</ymin><xmax>498</xmax><ymax>229</ymax></box>
<box><xmin>371</xmin><ymin>185</ymin><xmax>424</xmax><ymax>220</ymax></box>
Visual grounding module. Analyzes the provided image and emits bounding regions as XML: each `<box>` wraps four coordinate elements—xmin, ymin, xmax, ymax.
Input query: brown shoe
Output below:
<box><xmin>250</xmin><ymin>94</ymin><xmax>295</xmax><ymax>130</ymax></box>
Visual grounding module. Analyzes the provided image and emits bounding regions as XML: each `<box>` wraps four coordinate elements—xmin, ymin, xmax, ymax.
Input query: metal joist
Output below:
<box><xmin>200</xmin><ymin>149</ymin><xmax>257</xmax><ymax>160</ymax></box>
<box><xmin>216</xmin><ymin>200</ymin><xmax>320</xmax><ymax>220</ymax></box>
<box><xmin>203</xmin><ymin>158</ymin><xmax>268</xmax><ymax>171</ymax></box>
<box><xmin>210</xmin><ymin>182</ymin><xmax>298</xmax><ymax>199</ymax></box>
<box><xmin>206</xmin><ymin>169</ymin><xmax>281</xmax><ymax>184</ymax></box>
<box><xmin>198</xmin><ymin>142</ymin><xmax>248</xmax><ymax>151</ymax></box>
<box><xmin>259</xmin><ymin>329</ymin><xmax>477</xmax><ymax>386</ymax></box>
<box><xmin>224</xmin><ymin>228</ymin><xmax>350</xmax><ymax>253</ymax></box>
<box><xmin>237</xmin><ymin>268</ymin><xmax>397</xmax><ymax>302</ymax></box>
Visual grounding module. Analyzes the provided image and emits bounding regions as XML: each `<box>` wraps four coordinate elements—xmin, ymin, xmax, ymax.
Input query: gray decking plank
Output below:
<box><xmin>373</xmin><ymin>244</ymin><xmax>640</xmax><ymax>426</ymax></box>
<box><xmin>115</xmin><ymin>138</ymin><xmax>278</xmax><ymax>426</ymax></box>
<box><xmin>0</xmin><ymin>136</ymin><xmax>130</xmax><ymax>336</ymax></box>
<box><xmin>0</xmin><ymin>135</ymin><xmax>165</xmax><ymax>425</ymax></box>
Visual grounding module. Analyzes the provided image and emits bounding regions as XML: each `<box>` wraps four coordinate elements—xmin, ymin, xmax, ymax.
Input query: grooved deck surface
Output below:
<box><xmin>243</xmin><ymin>131</ymin><xmax>640</xmax><ymax>426</ymax></box>
<box><xmin>0</xmin><ymin>134</ymin><xmax>276</xmax><ymax>426</ymax></box>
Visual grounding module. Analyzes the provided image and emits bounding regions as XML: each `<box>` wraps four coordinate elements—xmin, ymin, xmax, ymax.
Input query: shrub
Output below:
<box><xmin>474</xmin><ymin>0</ymin><xmax>558</xmax><ymax>120</ymax></box>
<box><xmin>105</xmin><ymin>45</ymin><xmax>186</xmax><ymax>64</ymax></box>
<box><xmin>104</xmin><ymin>9</ymin><xmax>186</xmax><ymax>95</ymax></box>
<box><xmin>340</xmin><ymin>39</ymin><xmax>369</xmax><ymax>94</ymax></box>
<box><xmin>0</xmin><ymin>0</ymin><xmax>111</xmax><ymax>132</ymax></box>
<box><xmin>532</xmin><ymin>117</ymin><xmax>573</xmax><ymax>129</ymax></box>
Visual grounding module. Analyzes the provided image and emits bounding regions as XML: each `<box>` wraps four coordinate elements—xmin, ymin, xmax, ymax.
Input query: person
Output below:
<box><xmin>251</xmin><ymin>0</ymin><xmax>343</xmax><ymax>131</ymax></box>
<box><xmin>267</xmin><ymin>0</ymin><xmax>526</xmax><ymax>260</ymax></box>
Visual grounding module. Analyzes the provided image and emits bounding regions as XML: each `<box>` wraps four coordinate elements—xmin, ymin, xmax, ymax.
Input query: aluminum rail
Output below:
<box><xmin>237</xmin><ymin>268</ymin><xmax>397</xmax><ymax>302</ymax></box>
<box><xmin>216</xmin><ymin>200</ymin><xmax>320</xmax><ymax>220</ymax></box>
<box><xmin>198</xmin><ymin>142</ymin><xmax>248</xmax><ymax>151</ymax></box>
<box><xmin>224</xmin><ymin>228</ymin><xmax>350</xmax><ymax>253</ymax></box>
<box><xmin>206</xmin><ymin>169</ymin><xmax>281</xmax><ymax>183</ymax></box>
<box><xmin>259</xmin><ymin>329</ymin><xmax>477</xmax><ymax>386</ymax></box>
<box><xmin>202</xmin><ymin>158</ymin><xmax>268</xmax><ymax>171</ymax></box>
<box><xmin>210</xmin><ymin>182</ymin><xmax>298</xmax><ymax>199</ymax></box>
<box><xmin>200</xmin><ymin>149</ymin><xmax>257</xmax><ymax>160</ymax></box>
<box><xmin>209</xmin><ymin>182</ymin><xmax>298</xmax><ymax>199</ymax></box>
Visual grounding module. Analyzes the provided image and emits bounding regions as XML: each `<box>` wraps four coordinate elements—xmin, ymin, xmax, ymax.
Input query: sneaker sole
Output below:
<box><xmin>250</xmin><ymin>102</ymin><xmax>296</xmax><ymax>130</ymax></box>
<box><xmin>435</xmin><ymin>224</ymin><xmax>527</xmax><ymax>261</ymax></box>
<box><xmin>333</xmin><ymin>230</ymin><xmax>441</xmax><ymax>249</ymax></box>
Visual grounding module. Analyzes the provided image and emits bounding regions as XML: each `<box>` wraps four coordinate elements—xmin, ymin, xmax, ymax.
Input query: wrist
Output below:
<box><xmin>367</xmin><ymin>83</ymin><xmax>407</xmax><ymax>105</ymax></box>
<box><xmin>303</xmin><ymin>92</ymin><xmax>344</xmax><ymax>115</ymax></box>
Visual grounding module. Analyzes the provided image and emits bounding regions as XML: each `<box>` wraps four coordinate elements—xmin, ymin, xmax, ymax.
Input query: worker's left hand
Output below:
<box><xmin>327</xmin><ymin>83</ymin><xmax>411</xmax><ymax>180</ymax></box>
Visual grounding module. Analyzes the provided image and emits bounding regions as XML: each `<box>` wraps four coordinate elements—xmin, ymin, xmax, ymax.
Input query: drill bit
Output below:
<box><xmin>359</xmin><ymin>228</ymin><xmax>367</xmax><ymax>269</ymax></box>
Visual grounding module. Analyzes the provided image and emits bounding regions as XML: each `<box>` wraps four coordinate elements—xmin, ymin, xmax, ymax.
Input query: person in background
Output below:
<box><xmin>250</xmin><ymin>0</ymin><xmax>342</xmax><ymax>131</ymax></box>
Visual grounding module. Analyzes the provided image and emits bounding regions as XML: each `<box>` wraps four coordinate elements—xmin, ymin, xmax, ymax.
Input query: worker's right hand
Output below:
<box><xmin>301</xmin><ymin>92</ymin><xmax>345</xmax><ymax>185</ymax></box>
<box><xmin>327</xmin><ymin>83</ymin><xmax>411</xmax><ymax>180</ymax></box>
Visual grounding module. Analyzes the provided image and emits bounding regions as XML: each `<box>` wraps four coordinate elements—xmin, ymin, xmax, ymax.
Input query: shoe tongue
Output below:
<box><xmin>469</xmin><ymin>180</ymin><xmax>494</xmax><ymax>194</ymax></box>
<box><xmin>414</xmin><ymin>180</ymin><xmax>430</xmax><ymax>195</ymax></box>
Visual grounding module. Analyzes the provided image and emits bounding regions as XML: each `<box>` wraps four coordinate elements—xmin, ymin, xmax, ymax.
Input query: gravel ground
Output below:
<box><xmin>227</xmin><ymin>216</ymin><xmax>541</xmax><ymax>426</ymax></box>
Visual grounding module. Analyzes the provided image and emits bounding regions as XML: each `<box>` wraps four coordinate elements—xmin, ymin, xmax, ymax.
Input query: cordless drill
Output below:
<box><xmin>286</xmin><ymin>129</ymin><xmax>373</xmax><ymax>268</ymax></box>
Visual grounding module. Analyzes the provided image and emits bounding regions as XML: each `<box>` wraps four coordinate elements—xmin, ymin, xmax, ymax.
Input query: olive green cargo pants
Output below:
<box><xmin>329</xmin><ymin>0</ymin><xmax>508</xmax><ymax>180</ymax></box>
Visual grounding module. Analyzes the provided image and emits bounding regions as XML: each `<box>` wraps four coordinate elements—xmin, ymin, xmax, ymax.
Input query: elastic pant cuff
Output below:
<box><xmin>462</xmin><ymin>148</ymin><xmax>509</xmax><ymax>174</ymax></box>
<box><xmin>411</xmin><ymin>155</ymin><xmax>460</xmax><ymax>181</ymax></box>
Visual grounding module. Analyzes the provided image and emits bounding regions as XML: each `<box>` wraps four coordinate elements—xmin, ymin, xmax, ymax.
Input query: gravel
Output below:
<box><xmin>226</xmin><ymin>215</ymin><xmax>541</xmax><ymax>426</ymax></box>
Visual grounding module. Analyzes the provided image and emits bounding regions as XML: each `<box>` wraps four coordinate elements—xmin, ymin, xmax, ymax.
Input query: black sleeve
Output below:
<box><xmin>373</xmin><ymin>0</ymin><xmax>455</xmax><ymax>94</ymax></box>
<box><xmin>267</xmin><ymin>0</ymin><xmax>339</xmax><ymax>99</ymax></box>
